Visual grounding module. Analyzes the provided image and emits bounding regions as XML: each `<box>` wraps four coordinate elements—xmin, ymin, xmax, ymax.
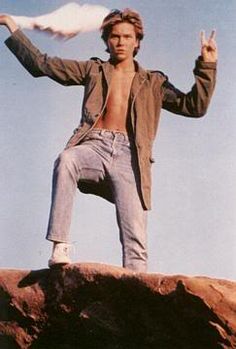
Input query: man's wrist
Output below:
<box><xmin>5</xmin><ymin>16</ymin><xmax>19</xmax><ymax>34</ymax></box>
<box><xmin>195</xmin><ymin>56</ymin><xmax>217</xmax><ymax>70</ymax></box>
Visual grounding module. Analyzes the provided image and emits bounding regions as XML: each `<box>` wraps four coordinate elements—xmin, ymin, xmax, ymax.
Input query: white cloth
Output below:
<box><xmin>12</xmin><ymin>2</ymin><xmax>109</xmax><ymax>38</ymax></box>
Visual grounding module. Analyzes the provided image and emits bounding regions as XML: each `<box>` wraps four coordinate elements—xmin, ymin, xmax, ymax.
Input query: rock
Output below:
<box><xmin>0</xmin><ymin>263</ymin><xmax>236</xmax><ymax>348</ymax></box>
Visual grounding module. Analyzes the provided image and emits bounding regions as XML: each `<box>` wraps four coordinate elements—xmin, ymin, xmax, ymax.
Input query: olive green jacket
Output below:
<box><xmin>5</xmin><ymin>29</ymin><xmax>217</xmax><ymax>209</ymax></box>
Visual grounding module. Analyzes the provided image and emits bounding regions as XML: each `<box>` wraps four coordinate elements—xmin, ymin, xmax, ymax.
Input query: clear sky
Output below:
<box><xmin>0</xmin><ymin>0</ymin><xmax>236</xmax><ymax>280</ymax></box>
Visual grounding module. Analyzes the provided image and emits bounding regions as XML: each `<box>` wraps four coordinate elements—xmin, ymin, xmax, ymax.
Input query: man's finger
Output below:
<box><xmin>209</xmin><ymin>29</ymin><xmax>216</xmax><ymax>41</ymax></box>
<box><xmin>200</xmin><ymin>30</ymin><xmax>206</xmax><ymax>46</ymax></box>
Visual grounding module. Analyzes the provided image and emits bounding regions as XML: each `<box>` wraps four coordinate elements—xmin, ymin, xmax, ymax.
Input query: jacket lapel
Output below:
<box><xmin>131</xmin><ymin>62</ymin><xmax>148</xmax><ymax>100</ymax></box>
<box><xmin>101</xmin><ymin>61</ymin><xmax>114</xmax><ymax>88</ymax></box>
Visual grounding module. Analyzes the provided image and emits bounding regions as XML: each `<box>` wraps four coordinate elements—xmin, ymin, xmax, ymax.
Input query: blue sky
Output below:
<box><xmin>1</xmin><ymin>0</ymin><xmax>236</xmax><ymax>280</ymax></box>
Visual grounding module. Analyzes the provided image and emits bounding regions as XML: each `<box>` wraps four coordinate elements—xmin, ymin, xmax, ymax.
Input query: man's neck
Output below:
<box><xmin>110</xmin><ymin>58</ymin><xmax>136</xmax><ymax>73</ymax></box>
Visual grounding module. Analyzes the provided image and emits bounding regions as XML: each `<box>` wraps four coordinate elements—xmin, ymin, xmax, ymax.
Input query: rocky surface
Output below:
<box><xmin>0</xmin><ymin>263</ymin><xmax>236</xmax><ymax>349</ymax></box>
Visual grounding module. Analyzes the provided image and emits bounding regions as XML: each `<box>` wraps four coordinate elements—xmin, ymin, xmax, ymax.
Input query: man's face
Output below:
<box><xmin>107</xmin><ymin>22</ymin><xmax>139</xmax><ymax>61</ymax></box>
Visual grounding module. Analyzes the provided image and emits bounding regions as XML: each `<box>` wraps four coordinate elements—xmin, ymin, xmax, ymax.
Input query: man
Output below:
<box><xmin>0</xmin><ymin>9</ymin><xmax>217</xmax><ymax>272</ymax></box>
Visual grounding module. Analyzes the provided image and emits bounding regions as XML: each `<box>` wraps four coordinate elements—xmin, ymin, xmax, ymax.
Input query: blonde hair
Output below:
<box><xmin>101</xmin><ymin>8</ymin><xmax>144</xmax><ymax>56</ymax></box>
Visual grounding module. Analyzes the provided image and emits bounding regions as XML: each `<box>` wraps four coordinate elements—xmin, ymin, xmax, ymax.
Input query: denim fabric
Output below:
<box><xmin>46</xmin><ymin>129</ymin><xmax>148</xmax><ymax>272</ymax></box>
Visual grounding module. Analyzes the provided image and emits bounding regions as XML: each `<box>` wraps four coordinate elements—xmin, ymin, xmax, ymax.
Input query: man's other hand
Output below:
<box><xmin>0</xmin><ymin>14</ymin><xmax>19</xmax><ymax>33</ymax></box>
<box><xmin>200</xmin><ymin>30</ymin><xmax>217</xmax><ymax>62</ymax></box>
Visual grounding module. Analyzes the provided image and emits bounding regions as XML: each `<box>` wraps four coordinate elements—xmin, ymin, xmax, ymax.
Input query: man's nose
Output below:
<box><xmin>118</xmin><ymin>37</ymin><xmax>125</xmax><ymax>45</ymax></box>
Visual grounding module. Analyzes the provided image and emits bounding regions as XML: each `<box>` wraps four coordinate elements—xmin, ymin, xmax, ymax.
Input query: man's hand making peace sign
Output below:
<box><xmin>201</xmin><ymin>30</ymin><xmax>217</xmax><ymax>62</ymax></box>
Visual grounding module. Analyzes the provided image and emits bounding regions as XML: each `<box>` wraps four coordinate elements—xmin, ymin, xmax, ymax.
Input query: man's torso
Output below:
<box><xmin>95</xmin><ymin>69</ymin><xmax>135</xmax><ymax>132</ymax></box>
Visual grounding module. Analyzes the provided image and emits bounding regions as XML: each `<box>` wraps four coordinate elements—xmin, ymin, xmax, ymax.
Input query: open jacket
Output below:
<box><xmin>5</xmin><ymin>29</ymin><xmax>217</xmax><ymax>210</ymax></box>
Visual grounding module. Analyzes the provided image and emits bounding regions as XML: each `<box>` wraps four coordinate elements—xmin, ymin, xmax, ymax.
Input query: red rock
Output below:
<box><xmin>0</xmin><ymin>263</ymin><xmax>236</xmax><ymax>348</ymax></box>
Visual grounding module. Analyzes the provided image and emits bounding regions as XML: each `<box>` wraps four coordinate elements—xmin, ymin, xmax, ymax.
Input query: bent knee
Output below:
<box><xmin>53</xmin><ymin>149</ymin><xmax>79</xmax><ymax>175</ymax></box>
<box><xmin>55</xmin><ymin>149</ymin><xmax>74</xmax><ymax>165</ymax></box>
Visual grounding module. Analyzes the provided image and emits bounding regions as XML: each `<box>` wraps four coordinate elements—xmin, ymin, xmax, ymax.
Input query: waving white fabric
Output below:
<box><xmin>11</xmin><ymin>2</ymin><xmax>109</xmax><ymax>38</ymax></box>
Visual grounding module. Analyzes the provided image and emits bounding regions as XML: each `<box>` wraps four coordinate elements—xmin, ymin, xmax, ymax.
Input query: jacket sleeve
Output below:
<box><xmin>162</xmin><ymin>58</ymin><xmax>217</xmax><ymax>117</ymax></box>
<box><xmin>4</xmin><ymin>29</ymin><xmax>90</xmax><ymax>86</ymax></box>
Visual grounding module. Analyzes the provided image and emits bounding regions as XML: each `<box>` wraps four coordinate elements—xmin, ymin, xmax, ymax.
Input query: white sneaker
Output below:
<box><xmin>48</xmin><ymin>242</ymin><xmax>71</xmax><ymax>268</ymax></box>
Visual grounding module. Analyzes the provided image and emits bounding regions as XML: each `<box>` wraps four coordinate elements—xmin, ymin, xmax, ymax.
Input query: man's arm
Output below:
<box><xmin>1</xmin><ymin>14</ymin><xmax>90</xmax><ymax>86</ymax></box>
<box><xmin>162</xmin><ymin>31</ymin><xmax>217</xmax><ymax>117</ymax></box>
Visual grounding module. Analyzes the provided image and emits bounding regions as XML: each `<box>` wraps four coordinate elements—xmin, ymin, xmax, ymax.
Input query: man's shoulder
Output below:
<box><xmin>84</xmin><ymin>57</ymin><xmax>109</xmax><ymax>73</ymax></box>
<box><xmin>146</xmin><ymin>69</ymin><xmax>167</xmax><ymax>81</ymax></box>
<box><xmin>89</xmin><ymin>57</ymin><xmax>107</xmax><ymax>65</ymax></box>
<box><xmin>136</xmin><ymin>61</ymin><xmax>167</xmax><ymax>82</ymax></box>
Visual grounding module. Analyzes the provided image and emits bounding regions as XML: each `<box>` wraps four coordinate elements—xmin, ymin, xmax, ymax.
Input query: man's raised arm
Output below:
<box><xmin>1</xmin><ymin>14</ymin><xmax>90</xmax><ymax>87</ymax></box>
<box><xmin>162</xmin><ymin>30</ymin><xmax>217</xmax><ymax>118</ymax></box>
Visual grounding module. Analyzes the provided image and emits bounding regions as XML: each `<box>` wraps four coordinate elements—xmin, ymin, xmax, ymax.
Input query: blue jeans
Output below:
<box><xmin>46</xmin><ymin>129</ymin><xmax>148</xmax><ymax>272</ymax></box>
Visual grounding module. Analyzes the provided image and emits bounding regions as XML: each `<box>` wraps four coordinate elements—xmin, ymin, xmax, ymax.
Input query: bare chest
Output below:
<box><xmin>95</xmin><ymin>70</ymin><xmax>136</xmax><ymax>131</ymax></box>
<box><xmin>108</xmin><ymin>71</ymin><xmax>135</xmax><ymax>105</ymax></box>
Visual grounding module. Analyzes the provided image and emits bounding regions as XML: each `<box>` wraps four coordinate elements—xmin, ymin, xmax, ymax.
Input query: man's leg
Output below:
<box><xmin>108</xmin><ymin>135</ymin><xmax>148</xmax><ymax>272</ymax></box>
<box><xmin>46</xmin><ymin>133</ymin><xmax>106</xmax><ymax>265</ymax></box>
<box><xmin>115</xmin><ymin>184</ymin><xmax>148</xmax><ymax>272</ymax></box>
